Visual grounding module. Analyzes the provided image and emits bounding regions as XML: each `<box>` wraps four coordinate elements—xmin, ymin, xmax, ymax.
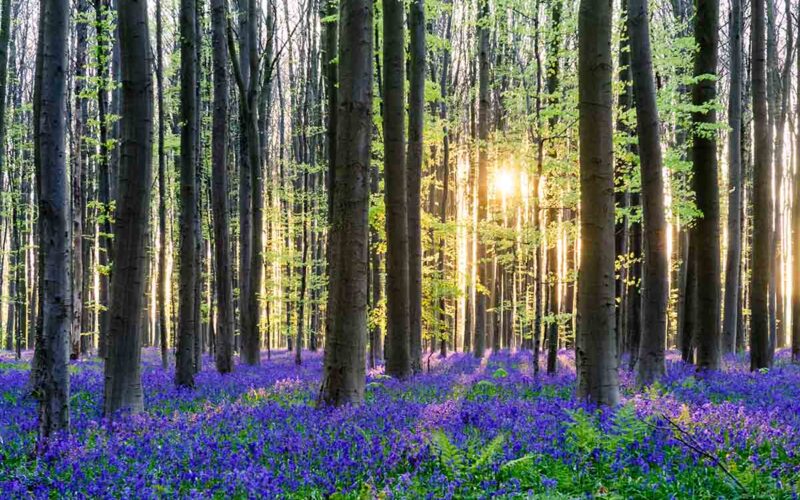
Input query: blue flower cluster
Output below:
<box><xmin>1</xmin><ymin>349</ymin><xmax>798</xmax><ymax>498</ymax></box>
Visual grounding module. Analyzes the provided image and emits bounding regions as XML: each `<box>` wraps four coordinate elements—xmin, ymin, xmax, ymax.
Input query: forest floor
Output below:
<box><xmin>1</xmin><ymin>348</ymin><xmax>799</xmax><ymax>498</ymax></box>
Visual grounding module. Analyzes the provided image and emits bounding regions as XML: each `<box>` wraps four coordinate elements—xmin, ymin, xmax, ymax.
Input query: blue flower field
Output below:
<box><xmin>2</xmin><ymin>350</ymin><xmax>799</xmax><ymax>498</ymax></box>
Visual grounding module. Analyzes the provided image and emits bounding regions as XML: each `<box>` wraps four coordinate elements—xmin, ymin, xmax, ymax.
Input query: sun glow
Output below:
<box><xmin>494</xmin><ymin>169</ymin><xmax>515</xmax><ymax>198</ymax></box>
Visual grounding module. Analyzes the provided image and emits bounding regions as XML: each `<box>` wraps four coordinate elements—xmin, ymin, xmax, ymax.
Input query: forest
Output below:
<box><xmin>1</xmin><ymin>0</ymin><xmax>800</xmax><ymax>496</ymax></box>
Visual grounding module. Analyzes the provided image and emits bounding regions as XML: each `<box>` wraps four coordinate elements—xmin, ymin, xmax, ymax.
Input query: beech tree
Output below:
<box><xmin>320</xmin><ymin>0</ymin><xmax>373</xmax><ymax>406</ymax></box>
<box><xmin>628</xmin><ymin>0</ymin><xmax>668</xmax><ymax>385</ymax></box>
<box><xmin>103</xmin><ymin>0</ymin><xmax>153</xmax><ymax>415</ymax></box>
<box><xmin>576</xmin><ymin>0</ymin><xmax>619</xmax><ymax>406</ymax></box>
<box><xmin>32</xmin><ymin>0</ymin><xmax>71</xmax><ymax>440</ymax></box>
<box><xmin>210</xmin><ymin>0</ymin><xmax>234</xmax><ymax>374</ymax></box>
<box><xmin>751</xmin><ymin>0</ymin><xmax>771</xmax><ymax>370</ymax></box>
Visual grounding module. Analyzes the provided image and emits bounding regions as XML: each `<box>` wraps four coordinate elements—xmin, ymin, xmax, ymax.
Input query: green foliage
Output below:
<box><xmin>429</xmin><ymin>430</ymin><xmax>505</xmax><ymax>480</ymax></box>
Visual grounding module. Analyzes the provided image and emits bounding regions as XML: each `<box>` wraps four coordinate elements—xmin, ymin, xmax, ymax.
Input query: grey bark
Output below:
<box><xmin>474</xmin><ymin>0</ymin><xmax>489</xmax><ymax>359</ymax></box>
<box><xmin>382</xmin><ymin>0</ymin><xmax>411</xmax><ymax>379</ymax></box>
<box><xmin>628</xmin><ymin>0</ymin><xmax>669</xmax><ymax>385</ymax></box>
<box><xmin>691</xmin><ymin>0</ymin><xmax>721</xmax><ymax>370</ymax></box>
<box><xmin>723</xmin><ymin>0</ymin><xmax>743</xmax><ymax>353</ymax></box>
<box><xmin>176</xmin><ymin>0</ymin><xmax>198</xmax><ymax>387</ymax></box>
<box><xmin>211</xmin><ymin>0</ymin><xmax>234</xmax><ymax>374</ymax></box>
<box><xmin>576</xmin><ymin>0</ymin><xmax>620</xmax><ymax>406</ymax></box>
<box><xmin>320</xmin><ymin>0</ymin><xmax>372</xmax><ymax>406</ymax></box>
<box><xmin>751</xmin><ymin>0</ymin><xmax>771</xmax><ymax>370</ymax></box>
<box><xmin>33</xmin><ymin>0</ymin><xmax>71</xmax><ymax>440</ymax></box>
<box><xmin>407</xmin><ymin>0</ymin><xmax>425</xmax><ymax>373</ymax></box>
<box><xmin>103</xmin><ymin>0</ymin><xmax>153</xmax><ymax>416</ymax></box>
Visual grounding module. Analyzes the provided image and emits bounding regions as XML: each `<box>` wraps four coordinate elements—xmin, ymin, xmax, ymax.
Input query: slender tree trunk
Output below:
<box><xmin>95</xmin><ymin>0</ymin><xmax>111</xmax><ymax>358</ymax></box>
<box><xmin>176</xmin><ymin>0</ymin><xmax>198</xmax><ymax>387</ymax></box>
<box><xmin>407</xmin><ymin>0</ymin><xmax>425</xmax><ymax>373</ymax></box>
<box><xmin>382</xmin><ymin>0</ymin><xmax>411</xmax><ymax>379</ymax></box>
<box><xmin>792</xmin><ymin>6</ymin><xmax>800</xmax><ymax>363</ymax></box>
<box><xmin>103</xmin><ymin>0</ymin><xmax>153</xmax><ymax>416</ymax></box>
<box><xmin>722</xmin><ymin>0</ymin><xmax>743</xmax><ymax>354</ymax></box>
<box><xmin>615</xmin><ymin>0</ymin><xmax>631</xmax><ymax>359</ymax></box>
<box><xmin>71</xmin><ymin>0</ymin><xmax>89</xmax><ymax>360</ymax></box>
<box><xmin>576</xmin><ymin>0</ymin><xmax>619</xmax><ymax>406</ymax></box>
<box><xmin>751</xmin><ymin>0</ymin><xmax>771</xmax><ymax>370</ymax></box>
<box><xmin>236</xmin><ymin>0</ymin><xmax>253</xmax><ymax>364</ymax></box>
<box><xmin>156</xmin><ymin>0</ymin><xmax>168</xmax><ymax>369</ymax></box>
<box><xmin>692</xmin><ymin>0</ymin><xmax>721</xmax><ymax>370</ymax></box>
<box><xmin>474</xmin><ymin>0</ymin><xmax>489</xmax><ymax>359</ymax></box>
<box><xmin>211</xmin><ymin>0</ymin><xmax>234</xmax><ymax>374</ymax></box>
<box><xmin>628</xmin><ymin>0</ymin><xmax>668</xmax><ymax>385</ymax></box>
<box><xmin>33</xmin><ymin>0</ymin><xmax>71</xmax><ymax>440</ymax></box>
<box><xmin>545</xmin><ymin>0</ymin><xmax>562</xmax><ymax>375</ymax></box>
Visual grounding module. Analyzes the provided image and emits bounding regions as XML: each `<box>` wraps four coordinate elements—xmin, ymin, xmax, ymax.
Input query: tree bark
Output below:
<box><xmin>692</xmin><ymin>0</ymin><xmax>721</xmax><ymax>370</ymax></box>
<box><xmin>71</xmin><ymin>0</ymin><xmax>89</xmax><ymax>360</ymax></box>
<box><xmin>407</xmin><ymin>0</ymin><xmax>425</xmax><ymax>373</ymax></box>
<box><xmin>211</xmin><ymin>0</ymin><xmax>234</xmax><ymax>374</ymax></box>
<box><xmin>156</xmin><ymin>0</ymin><xmax>168</xmax><ymax>369</ymax></box>
<box><xmin>751</xmin><ymin>0</ymin><xmax>771</xmax><ymax>370</ymax></box>
<box><xmin>576</xmin><ymin>0</ymin><xmax>619</xmax><ymax>406</ymax></box>
<box><xmin>103</xmin><ymin>0</ymin><xmax>153</xmax><ymax>416</ymax></box>
<box><xmin>33</xmin><ymin>0</ymin><xmax>71</xmax><ymax>440</ymax></box>
<box><xmin>320</xmin><ymin>0</ymin><xmax>372</xmax><ymax>406</ymax></box>
<box><xmin>94</xmin><ymin>0</ymin><xmax>111</xmax><ymax>358</ymax></box>
<box><xmin>382</xmin><ymin>0</ymin><xmax>411</xmax><ymax>379</ymax></box>
<box><xmin>474</xmin><ymin>0</ymin><xmax>489</xmax><ymax>359</ymax></box>
<box><xmin>628</xmin><ymin>0</ymin><xmax>668</xmax><ymax>385</ymax></box>
<box><xmin>722</xmin><ymin>0</ymin><xmax>742</xmax><ymax>354</ymax></box>
<box><xmin>176</xmin><ymin>0</ymin><xmax>198</xmax><ymax>387</ymax></box>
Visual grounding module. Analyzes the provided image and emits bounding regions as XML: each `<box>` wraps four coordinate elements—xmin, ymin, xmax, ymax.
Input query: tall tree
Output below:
<box><xmin>383</xmin><ymin>0</ymin><xmax>411</xmax><ymax>379</ymax></box>
<box><xmin>73</xmin><ymin>0</ymin><xmax>89</xmax><ymax>360</ymax></box>
<box><xmin>32</xmin><ymin>0</ymin><xmax>71</xmax><ymax>440</ymax></box>
<box><xmin>751</xmin><ymin>0</ymin><xmax>771</xmax><ymax>370</ymax></box>
<box><xmin>576</xmin><ymin>0</ymin><xmax>619</xmax><ymax>406</ymax></box>
<box><xmin>407</xmin><ymin>0</ymin><xmax>425</xmax><ymax>373</ymax></box>
<box><xmin>473</xmin><ymin>0</ymin><xmax>489</xmax><ymax>359</ymax></box>
<box><xmin>691</xmin><ymin>0</ymin><xmax>721</xmax><ymax>370</ymax></box>
<box><xmin>176</xmin><ymin>0</ymin><xmax>199</xmax><ymax>387</ymax></box>
<box><xmin>94</xmin><ymin>0</ymin><xmax>112</xmax><ymax>358</ymax></box>
<box><xmin>545</xmin><ymin>0</ymin><xmax>562</xmax><ymax>375</ymax></box>
<box><xmin>103</xmin><ymin>0</ymin><xmax>153</xmax><ymax>416</ymax></box>
<box><xmin>793</xmin><ymin>6</ymin><xmax>800</xmax><ymax>363</ymax></box>
<box><xmin>628</xmin><ymin>0</ymin><xmax>668</xmax><ymax>385</ymax></box>
<box><xmin>320</xmin><ymin>0</ymin><xmax>373</xmax><ymax>406</ymax></box>
<box><xmin>211</xmin><ymin>0</ymin><xmax>234</xmax><ymax>374</ymax></box>
<box><xmin>722</xmin><ymin>0</ymin><xmax>743</xmax><ymax>353</ymax></box>
<box><xmin>156</xmin><ymin>0</ymin><xmax>168</xmax><ymax>369</ymax></box>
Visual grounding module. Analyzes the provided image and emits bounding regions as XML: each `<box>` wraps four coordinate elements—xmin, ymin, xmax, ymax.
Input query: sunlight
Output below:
<box><xmin>494</xmin><ymin>169</ymin><xmax>515</xmax><ymax>198</ymax></box>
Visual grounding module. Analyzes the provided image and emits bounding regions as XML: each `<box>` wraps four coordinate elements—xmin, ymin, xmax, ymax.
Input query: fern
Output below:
<box><xmin>430</xmin><ymin>430</ymin><xmax>464</xmax><ymax>477</ymax></box>
<box><xmin>471</xmin><ymin>433</ymin><xmax>505</xmax><ymax>472</ymax></box>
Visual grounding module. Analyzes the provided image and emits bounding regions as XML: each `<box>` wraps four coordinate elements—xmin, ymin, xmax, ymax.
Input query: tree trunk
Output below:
<box><xmin>576</xmin><ymin>0</ymin><xmax>619</xmax><ymax>406</ymax></box>
<box><xmin>103</xmin><ymin>0</ymin><xmax>153</xmax><ymax>416</ymax></box>
<box><xmin>382</xmin><ymin>0</ymin><xmax>411</xmax><ymax>379</ymax></box>
<box><xmin>407</xmin><ymin>0</ymin><xmax>425</xmax><ymax>373</ymax></box>
<box><xmin>615</xmin><ymin>0</ymin><xmax>631</xmax><ymax>359</ymax></box>
<box><xmin>156</xmin><ymin>0</ymin><xmax>168</xmax><ymax>369</ymax></box>
<box><xmin>33</xmin><ymin>0</ymin><xmax>71</xmax><ymax>440</ymax></box>
<box><xmin>692</xmin><ymin>0</ymin><xmax>721</xmax><ymax>370</ymax></box>
<box><xmin>320</xmin><ymin>0</ymin><xmax>372</xmax><ymax>406</ymax></box>
<box><xmin>792</xmin><ymin>7</ymin><xmax>800</xmax><ymax>362</ymax></box>
<box><xmin>629</xmin><ymin>0</ymin><xmax>668</xmax><ymax>385</ymax></box>
<box><xmin>71</xmin><ymin>0</ymin><xmax>89</xmax><ymax>360</ymax></box>
<box><xmin>211</xmin><ymin>0</ymin><xmax>234</xmax><ymax>374</ymax></box>
<box><xmin>474</xmin><ymin>0</ymin><xmax>489</xmax><ymax>359</ymax></box>
<box><xmin>722</xmin><ymin>0</ymin><xmax>743</xmax><ymax>354</ymax></box>
<box><xmin>176</xmin><ymin>0</ymin><xmax>198</xmax><ymax>387</ymax></box>
<box><xmin>95</xmin><ymin>0</ymin><xmax>111</xmax><ymax>358</ymax></box>
<box><xmin>751</xmin><ymin>0</ymin><xmax>771</xmax><ymax>370</ymax></box>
